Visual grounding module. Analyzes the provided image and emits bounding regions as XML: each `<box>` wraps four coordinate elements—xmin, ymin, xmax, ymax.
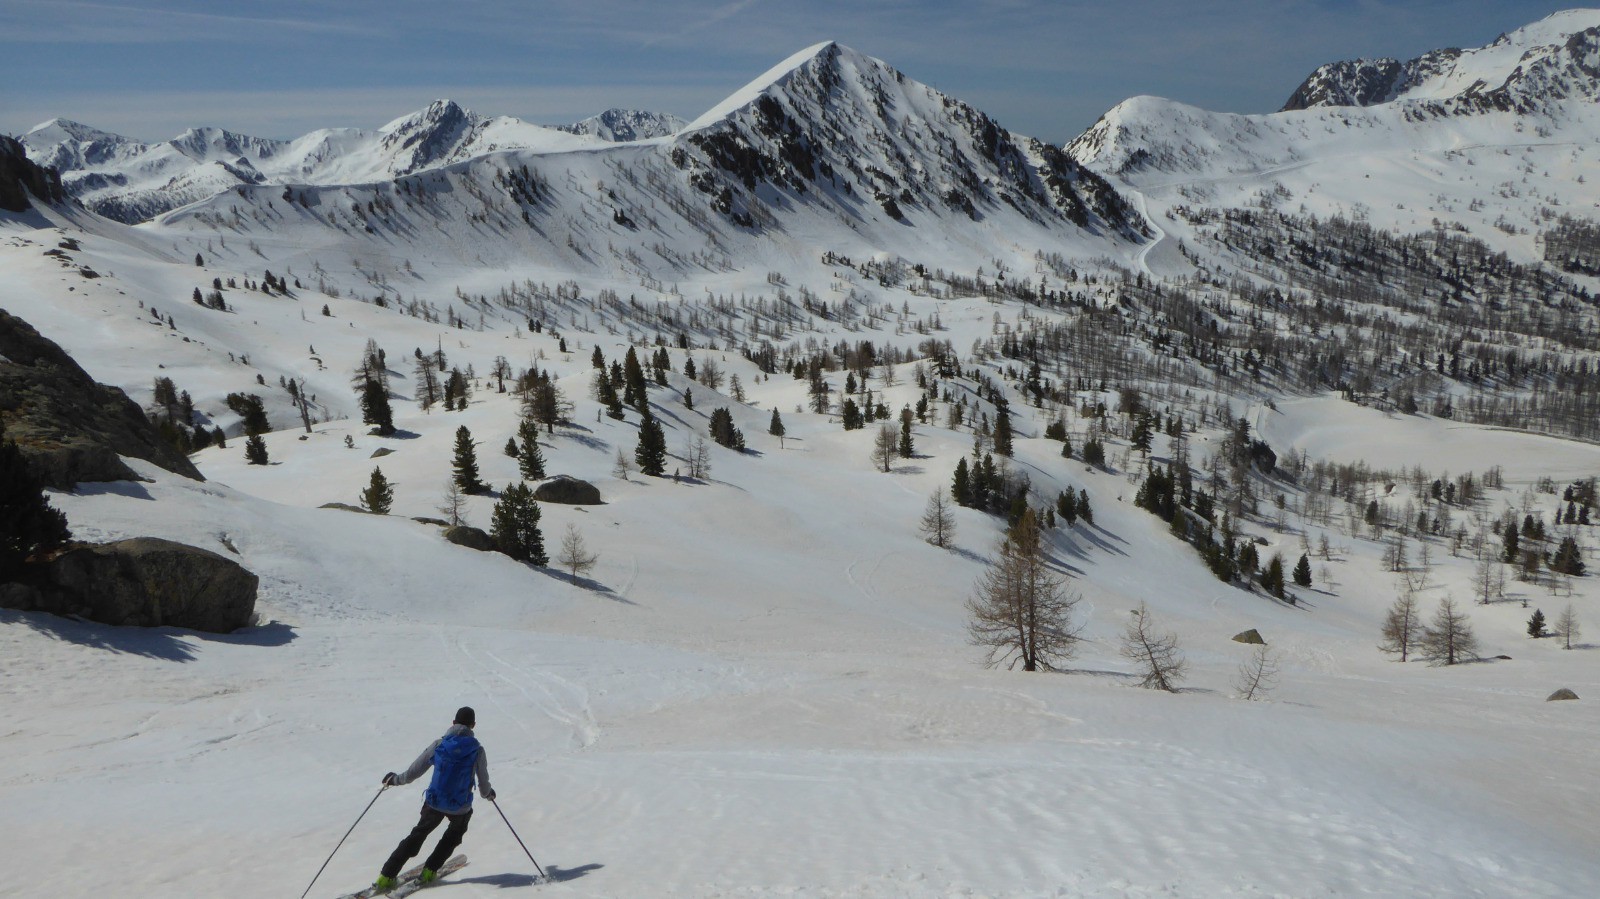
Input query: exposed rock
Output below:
<box><xmin>2</xmin><ymin>537</ymin><xmax>258</xmax><ymax>632</ymax></box>
<box><xmin>444</xmin><ymin>525</ymin><xmax>494</xmax><ymax>551</ymax></box>
<box><xmin>319</xmin><ymin>502</ymin><xmax>370</xmax><ymax>514</ymax></box>
<box><xmin>0</xmin><ymin>135</ymin><xmax>64</xmax><ymax>213</ymax></box>
<box><xmin>0</xmin><ymin>309</ymin><xmax>203</xmax><ymax>488</ymax></box>
<box><xmin>533</xmin><ymin>475</ymin><xmax>602</xmax><ymax>505</ymax></box>
<box><xmin>1547</xmin><ymin>688</ymin><xmax>1580</xmax><ymax>701</ymax></box>
<box><xmin>411</xmin><ymin>516</ymin><xmax>450</xmax><ymax>527</ymax></box>
<box><xmin>1232</xmin><ymin>629</ymin><xmax>1266</xmax><ymax>645</ymax></box>
<box><xmin>370</xmin><ymin>447</ymin><xmax>395</xmax><ymax>458</ymax></box>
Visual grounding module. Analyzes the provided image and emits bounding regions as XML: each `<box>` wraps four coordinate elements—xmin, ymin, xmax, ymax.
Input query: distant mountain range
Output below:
<box><xmin>13</xmin><ymin>9</ymin><xmax>1600</xmax><ymax>279</ymax></box>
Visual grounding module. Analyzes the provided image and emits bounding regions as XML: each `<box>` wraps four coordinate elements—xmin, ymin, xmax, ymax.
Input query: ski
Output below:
<box><xmin>331</xmin><ymin>855</ymin><xmax>466</xmax><ymax>899</ymax></box>
<box><xmin>388</xmin><ymin>856</ymin><xmax>469</xmax><ymax>897</ymax></box>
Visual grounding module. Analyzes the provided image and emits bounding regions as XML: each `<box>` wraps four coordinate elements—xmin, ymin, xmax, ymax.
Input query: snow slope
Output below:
<box><xmin>2</xmin><ymin>19</ymin><xmax>1599</xmax><ymax>899</ymax></box>
<box><xmin>1070</xmin><ymin>9</ymin><xmax>1600</xmax><ymax>271</ymax></box>
<box><xmin>4</xmin><ymin>198</ymin><xmax>1600</xmax><ymax>898</ymax></box>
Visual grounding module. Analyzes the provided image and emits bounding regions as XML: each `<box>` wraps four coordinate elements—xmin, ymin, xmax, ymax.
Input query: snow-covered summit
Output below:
<box><xmin>19</xmin><ymin>100</ymin><xmax>596</xmax><ymax>222</ymax></box>
<box><xmin>556</xmin><ymin>108</ymin><xmax>687</xmax><ymax>142</ymax></box>
<box><xmin>674</xmin><ymin>40</ymin><xmax>1146</xmax><ymax>238</ymax></box>
<box><xmin>1282</xmin><ymin>7</ymin><xmax>1600</xmax><ymax>111</ymax></box>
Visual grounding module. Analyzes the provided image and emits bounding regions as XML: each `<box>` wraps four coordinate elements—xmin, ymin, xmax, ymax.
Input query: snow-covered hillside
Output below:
<box><xmin>3</xmin><ymin>17</ymin><xmax>1600</xmax><ymax>899</ymax></box>
<box><xmin>1070</xmin><ymin>9</ymin><xmax>1600</xmax><ymax>269</ymax></box>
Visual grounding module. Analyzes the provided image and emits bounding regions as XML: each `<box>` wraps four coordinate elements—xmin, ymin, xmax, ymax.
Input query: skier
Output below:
<box><xmin>372</xmin><ymin>707</ymin><xmax>494</xmax><ymax>891</ymax></box>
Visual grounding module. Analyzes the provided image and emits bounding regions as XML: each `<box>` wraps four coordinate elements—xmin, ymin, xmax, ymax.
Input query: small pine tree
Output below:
<box><xmin>361</xmin><ymin>466</ymin><xmax>394</xmax><ymax>514</ymax></box>
<box><xmin>709</xmin><ymin>407</ymin><xmax>744</xmax><ymax>450</ymax></box>
<box><xmin>504</xmin><ymin>437</ymin><xmax>519</xmax><ymax>458</ymax></box>
<box><xmin>490</xmin><ymin>482</ymin><xmax>546</xmax><ymax>565</ymax></box>
<box><xmin>0</xmin><ymin>433</ymin><xmax>71</xmax><ymax>579</ymax></box>
<box><xmin>768</xmin><ymin>408</ymin><xmax>785</xmax><ymax>439</ymax></box>
<box><xmin>1262</xmin><ymin>553</ymin><xmax>1286</xmax><ymax>599</ymax></box>
<box><xmin>451</xmin><ymin>426</ymin><xmax>485</xmax><ymax>494</ymax></box>
<box><xmin>244</xmin><ymin>433</ymin><xmax>269</xmax><ymax>465</ymax></box>
<box><xmin>516</xmin><ymin>418</ymin><xmax>545</xmax><ymax>480</ymax></box>
<box><xmin>992</xmin><ymin>406</ymin><xmax>1013</xmax><ymax>456</ymax></box>
<box><xmin>359</xmin><ymin>377</ymin><xmax>394</xmax><ymax>436</ymax></box>
<box><xmin>1292</xmin><ymin>553</ymin><xmax>1313</xmax><ymax>587</ymax></box>
<box><xmin>635</xmin><ymin>411</ymin><xmax>668</xmax><ymax>477</ymax></box>
<box><xmin>1527</xmin><ymin>608</ymin><xmax>1547</xmax><ymax>639</ymax></box>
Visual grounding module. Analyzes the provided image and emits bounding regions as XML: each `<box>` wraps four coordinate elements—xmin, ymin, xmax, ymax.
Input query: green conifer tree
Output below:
<box><xmin>635</xmin><ymin>411</ymin><xmax>668</xmax><ymax>476</ymax></box>
<box><xmin>452</xmin><ymin>426</ymin><xmax>486</xmax><ymax>494</ymax></box>
<box><xmin>0</xmin><ymin>433</ymin><xmax>71</xmax><ymax>579</ymax></box>
<box><xmin>361</xmin><ymin>466</ymin><xmax>394</xmax><ymax>514</ymax></box>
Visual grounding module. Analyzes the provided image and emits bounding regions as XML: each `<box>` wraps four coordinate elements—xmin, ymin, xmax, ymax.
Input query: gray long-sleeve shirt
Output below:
<box><xmin>393</xmin><ymin>724</ymin><xmax>492</xmax><ymax>814</ymax></box>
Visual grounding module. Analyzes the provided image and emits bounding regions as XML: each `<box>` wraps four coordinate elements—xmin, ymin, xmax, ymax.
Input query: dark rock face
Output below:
<box><xmin>533</xmin><ymin>475</ymin><xmax>602</xmax><ymax>505</ymax></box>
<box><xmin>0</xmin><ymin>136</ymin><xmax>64</xmax><ymax>213</ymax></box>
<box><xmin>1547</xmin><ymin>688</ymin><xmax>1580</xmax><ymax>701</ymax></box>
<box><xmin>2</xmin><ymin>537</ymin><xmax>258</xmax><ymax>633</ymax></box>
<box><xmin>1232</xmin><ymin>629</ymin><xmax>1266</xmax><ymax>645</ymax></box>
<box><xmin>443</xmin><ymin>525</ymin><xmax>494</xmax><ymax>551</ymax></box>
<box><xmin>0</xmin><ymin>309</ymin><xmax>203</xmax><ymax>488</ymax></box>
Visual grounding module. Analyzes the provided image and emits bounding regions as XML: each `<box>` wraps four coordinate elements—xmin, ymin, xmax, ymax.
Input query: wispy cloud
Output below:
<box><xmin>0</xmin><ymin>0</ymin><xmax>375</xmax><ymax>42</ymax></box>
<box><xmin>641</xmin><ymin>0</ymin><xmax>764</xmax><ymax>47</ymax></box>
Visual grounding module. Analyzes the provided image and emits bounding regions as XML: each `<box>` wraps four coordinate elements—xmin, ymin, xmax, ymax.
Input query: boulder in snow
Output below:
<box><xmin>444</xmin><ymin>525</ymin><xmax>494</xmax><ymax>552</ymax></box>
<box><xmin>1547</xmin><ymin>688</ymin><xmax>1579</xmax><ymax>702</ymax></box>
<box><xmin>21</xmin><ymin>537</ymin><xmax>259</xmax><ymax>632</ymax></box>
<box><xmin>533</xmin><ymin>475</ymin><xmax>601</xmax><ymax>505</ymax></box>
<box><xmin>1232</xmin><ymin>629</ymin><xmax>1266</xmax><ymax>645</ymax></box>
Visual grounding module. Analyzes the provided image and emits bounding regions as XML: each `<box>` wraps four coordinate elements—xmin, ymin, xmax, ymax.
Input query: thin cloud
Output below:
<box><xmin>1</xmin><ymin>0</ymin><xmax>375</xmax><ymax>42</ymax></box>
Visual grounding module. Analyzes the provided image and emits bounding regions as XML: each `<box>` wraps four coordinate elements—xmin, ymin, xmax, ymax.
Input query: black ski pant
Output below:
<box><xmin>381</xmin><ymin>804</ymin><xmax>472</xmax><ymax>878</ymax></box>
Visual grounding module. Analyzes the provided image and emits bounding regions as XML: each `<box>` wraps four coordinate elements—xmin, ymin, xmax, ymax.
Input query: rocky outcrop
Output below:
<box><xmin>0</xmin><ymin>309</ymin><xmax>202</xmax><ymax>488</ymax></box>
<box><xmin>1</xmin><ymin>537</ymin><xmax>257</xmax><ymax>632</ymax></box>
<box><xmin>0</xmin><ymin>135</ymin><xmax>64</xmax><ymax>213</ymax></box>
<box><xmin>1232</xmin><ymin>629</ymin><xmax>1266</xmax><ymax>645</ymax></box>
<box><xmin>533</xmin><ymin>475</ymin><xmax>602</xmax><ymax>505</ymax></box>
<box><xmin>443</xmin><ymin>525</ymin><xmax>494</xmax><ymax>551</ymax></box>
<box><xmin>1547</xmin><ymin>688</ymin><xmax>1580</xmax><ymax>701</ymax></box>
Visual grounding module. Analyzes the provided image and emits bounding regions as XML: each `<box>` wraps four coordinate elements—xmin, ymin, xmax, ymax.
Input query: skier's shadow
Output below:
<box><xmin>455</xmin><ymin>863</ymin><xmax>601</xmax><ymax>887</ymax></box>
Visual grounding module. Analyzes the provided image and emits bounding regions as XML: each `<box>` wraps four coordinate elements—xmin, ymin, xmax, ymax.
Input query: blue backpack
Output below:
<box><xmin>424</xmin><ymin>732</ymin><xmax>481</xmax><ymax>811</ymax></box>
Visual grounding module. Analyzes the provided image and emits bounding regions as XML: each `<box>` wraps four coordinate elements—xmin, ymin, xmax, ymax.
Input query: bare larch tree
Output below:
<box><xmin>965</xmin><ymin>510</ymin><xmax>1081</xmax><ymax>671</ymax></box>
<box><xmin>1120</xmin><ymin>602</ymin><xmax>1186</xmax><ymax>692</ymax></box>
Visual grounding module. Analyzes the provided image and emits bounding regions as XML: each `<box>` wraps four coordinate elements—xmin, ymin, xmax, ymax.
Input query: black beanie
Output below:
<box><xmin>454</xmin><ymin>706</ymin><xmax>476</xmax><ymax>728</ymax></box>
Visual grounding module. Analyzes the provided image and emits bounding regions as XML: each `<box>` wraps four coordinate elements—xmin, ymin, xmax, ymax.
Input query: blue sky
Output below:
<box><xmin>0</xmin><ymin>1</ymin><xmax>1580</xmax><ymax>142</ymax></box>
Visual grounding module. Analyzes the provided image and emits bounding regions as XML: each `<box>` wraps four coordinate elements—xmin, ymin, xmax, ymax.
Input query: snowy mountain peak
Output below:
<box><xmin>1282</xmin><ymin>8</ymin><xmax>1600</xmax><ymax>111</ymax></box>
<box><xmin>556</xmin><ymin>108</ymin><xmax>687</xmax><ymax>142</ymax></box>
<box><xmin>670</xmin><ymin>40</ymin><xmax>1145</xmax><ymax>238</ymax></box>
<box><xmin>167</xmin><ymin>127</ymin><xmax>287</xmax><ymax>164</ymax></box>
<box><xmin>24</xmin><ymin>118</ymin><xmax>128</xmax><ymax>146</ymax></box>
<box><xmin>378</xmin><ymin>99</ymin><xmax>472</xmax><ymax>135</ymax></box>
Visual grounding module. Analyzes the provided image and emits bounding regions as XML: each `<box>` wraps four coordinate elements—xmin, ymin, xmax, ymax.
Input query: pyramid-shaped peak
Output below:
<box><xmin>380</xmin><ymin>99</ymin><xmax>473</xmax><ymax>134</ymax></box>
<box><xmin>685</xmin><ymin>41</ymin><xmax>870</xmax><ymax>131</ymax></box>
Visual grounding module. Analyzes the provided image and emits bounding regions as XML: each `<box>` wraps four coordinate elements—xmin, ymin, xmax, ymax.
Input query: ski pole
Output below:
<box><xmin>300</xmin><ymin>785</ymin><xmax>387</xmax><ymax>899</ymax></box>
<box><xmin>491</xmin><ymin>798</ymin><xmax>548</xmax><ymax>881</ymax></box>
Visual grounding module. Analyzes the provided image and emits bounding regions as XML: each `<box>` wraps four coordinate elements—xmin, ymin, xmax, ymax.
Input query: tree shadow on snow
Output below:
<box><xmin>2</xmin><ymin>609</ymin><xmax>294</xmax><ymax>661</ymax></box>
<box><xmin>69</xmin><ymin>480</ymin><xmax>155</xmax><ymax>501</ymax></box>
<box><xmin>550</xmin><ymin>571</ymin><xmax>636</xmax><ymax>605</ymax></box>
